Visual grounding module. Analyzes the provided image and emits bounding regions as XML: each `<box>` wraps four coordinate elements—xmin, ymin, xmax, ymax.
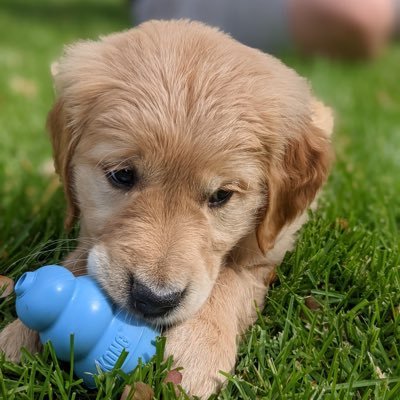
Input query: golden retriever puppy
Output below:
<box><xmin>0</xmin><ymin>20</ymin><xmax>333</xmax><ymax>397</ymax></box>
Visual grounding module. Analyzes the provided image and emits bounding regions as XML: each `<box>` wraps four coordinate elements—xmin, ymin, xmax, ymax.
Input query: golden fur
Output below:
<box><xmin>0</xmin><ymin>20</ymin><xmax>333</xmax><ymax>397</ymax></box>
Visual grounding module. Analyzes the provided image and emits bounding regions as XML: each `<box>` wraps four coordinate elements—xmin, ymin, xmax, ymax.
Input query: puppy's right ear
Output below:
<box><xmin>256</xmin><ymin>99</ymin><xmax>334</xmax><ymax>253</ymax></box>
<box><xmin>47</xmin><ymin>98</ymin><xmax>79</xmax><ymax>230</ymax></box>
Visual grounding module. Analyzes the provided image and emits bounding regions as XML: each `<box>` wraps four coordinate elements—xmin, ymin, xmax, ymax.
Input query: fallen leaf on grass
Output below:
<box><xmin>336</xmin><ymin>218</ymin><xmax>349</xmax><ymax>230</ymax></box>
<box><xmin>164</xmin><ymin>369</ymin><xmax>182</xmax><ymax>385</ymax></box>
<box><xmin>376</xmin><ymin>90</ymin><xmax>395</xmax><ymax>109</ymax></box>
<box><xmin>9</xmin><ymin>76</ymin><xmax>38</xmax><ymax>98</ymax></box>
<box><xmin>0</xmin><ymin>275</ymin><xmax>14</xmax><ymax>298</ymax></box>
<box><xmin>120</xmin><ymin>382</ymin><xmax>154</xmax><ymax>400</ymax></box>
<box><xmin>305</xmin><ymin>296</ymin><xmax>321</xmax><ymax>311</ymax></box>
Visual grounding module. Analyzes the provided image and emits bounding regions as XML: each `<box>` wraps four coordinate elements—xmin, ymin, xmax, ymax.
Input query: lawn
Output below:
<box><xmin>1</xmin><ymin>0</ymin><xmax>400</xmax><ymax>399</ymax></box>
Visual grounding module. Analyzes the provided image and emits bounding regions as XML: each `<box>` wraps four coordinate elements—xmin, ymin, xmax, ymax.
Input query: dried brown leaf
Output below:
<box><xmin>164</xmin><ymin>369</ymin><xmax>182</xmax><ymax>385</ymax></box>
<box><xmin>120</xmin><ymin>382</ymin><xmax>154</xmax><ymax>400</ymax></box>
<box><xmin>9</xmin><ymin>76</ymin><xmax>38</xmax><ymax>98</ymax></box>
<box><xmin>305</xmin><ymin>296</ymin><xmax>321</xmax><ymax>311</ymax></box>
<box><xmin>0</xmin><ymin>275</ymin><xmax>14</xmax><ymax>298</ymax></box>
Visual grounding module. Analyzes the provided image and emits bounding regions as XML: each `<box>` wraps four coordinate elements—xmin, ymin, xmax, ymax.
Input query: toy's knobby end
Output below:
<box><xmin>15</xmin><ymin>271</ymin><xmax>36</xmax><ymax>297</ymax></box>
<box><xmin>15</xmin><ymin>265</ymin><xmax>75</xmax><ymax>332</ymax></box>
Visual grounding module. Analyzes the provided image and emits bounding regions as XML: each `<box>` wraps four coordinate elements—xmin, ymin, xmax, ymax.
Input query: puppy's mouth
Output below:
<box><xmin>87</xmin><ymin>245</ymin><xmax>190</xmax><ymax>326</ymax></box>
<box><xmin>87</xmin><ymin>244</ymin><xmax>214</xmax><ymax>327</ymax></box>
<box><xmin>127</xmin><ymin>275</ymin><xmax>188</xmax><ymax>323</ymax></box>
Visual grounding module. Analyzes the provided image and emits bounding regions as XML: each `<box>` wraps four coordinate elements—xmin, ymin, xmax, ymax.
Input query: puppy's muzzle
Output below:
<box><xmin>129</xmin><ymin>277</ymin><xmax>186</xmax><ymax>319</ymax></box>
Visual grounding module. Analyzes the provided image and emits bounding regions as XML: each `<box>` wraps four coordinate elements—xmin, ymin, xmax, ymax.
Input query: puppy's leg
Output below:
<box><xmin>0</xmin><ymin>319</ymin><xmax>41</xmax><ymax>362</ymax></box>
<box><xmin>165</xmin><ymin>264</ymin><xmax>275</xmax><ymax>398</ymax></box>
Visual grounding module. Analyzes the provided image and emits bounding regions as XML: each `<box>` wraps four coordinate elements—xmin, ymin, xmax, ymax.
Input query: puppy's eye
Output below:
<box><xmin>106</xmin><ymin>168</ymin><xmax>137</xmax><ymax>190</ymax></box>
<box><xmin>208</xmin><ymin>189</ymin><xmax>233</xmax><ymax>208</ymax></box>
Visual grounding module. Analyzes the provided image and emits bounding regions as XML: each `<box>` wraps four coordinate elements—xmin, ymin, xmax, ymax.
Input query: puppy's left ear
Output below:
<box><xmin>47</xmin><ymin>97</ymin><xmax>79</xmax><ymax>230</ymax></box>
<box><xmin>256</xmin><ymin>100</ymin><xmax>334</xmax><ymax>253</ymax></box>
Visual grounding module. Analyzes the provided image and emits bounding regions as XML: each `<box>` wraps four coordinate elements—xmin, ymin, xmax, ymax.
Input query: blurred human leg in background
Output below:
<box><xmin>132</xmin><ymin>0</ymin><xmax>398</xmax><ymax>59</ymax></box>
<box><xmin>133</xmin><ymin>0</ymin><xmax>291</xmax><ymax>53</ymax></box>
<box><xmin>290</xmin><ymin>0</ymin><xmax>395</xmax><ymax>58</ymax></box>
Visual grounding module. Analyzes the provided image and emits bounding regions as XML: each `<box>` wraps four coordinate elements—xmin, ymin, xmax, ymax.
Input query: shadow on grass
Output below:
<box><xmin>0</xmin><ymin>0</ymin><xmax>130</xmax><ymax>30</ymax></box>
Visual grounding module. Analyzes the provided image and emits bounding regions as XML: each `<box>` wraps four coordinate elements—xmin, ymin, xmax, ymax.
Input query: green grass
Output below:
<box><xmin>1</xmin><ymin>0</ymin><xmax>400</xmax><ymax>398</ymax></box>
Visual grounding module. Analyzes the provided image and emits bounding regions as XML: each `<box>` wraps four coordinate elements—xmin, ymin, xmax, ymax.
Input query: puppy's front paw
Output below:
<box><xmin>165</xmin><ymin>317</ymin><xmax>237</xmax><ymax>398</ymax></box>
<box><xmin>0</xmin><ymin>319</ymin><xmax>41</xmax><ymax>362</ymax></box>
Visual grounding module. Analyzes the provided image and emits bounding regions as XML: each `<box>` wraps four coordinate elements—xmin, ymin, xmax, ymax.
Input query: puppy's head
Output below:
<box><xmin>48</xmin><ymin>20</ymin><xmax>333</xmax><ymax>325</ymax></box>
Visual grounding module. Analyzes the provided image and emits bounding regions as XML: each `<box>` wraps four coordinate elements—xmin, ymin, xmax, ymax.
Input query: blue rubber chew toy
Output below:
<box><xmin>15</xmin><ymin>265</ymin><xmax>158</xmax><ymax>387</ymax></box>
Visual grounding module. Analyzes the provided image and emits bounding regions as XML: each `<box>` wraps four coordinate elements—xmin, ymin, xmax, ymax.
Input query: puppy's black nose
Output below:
<box><xmin>129</xmin><ymin>278</ymin><xmax>184</xmax><ymax>318</ymax></box>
